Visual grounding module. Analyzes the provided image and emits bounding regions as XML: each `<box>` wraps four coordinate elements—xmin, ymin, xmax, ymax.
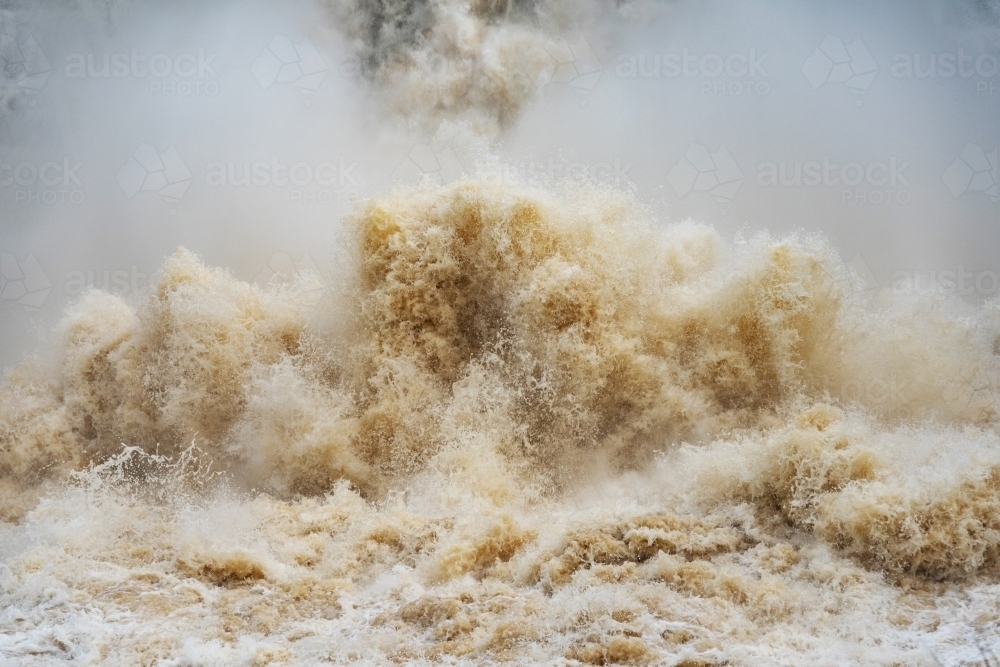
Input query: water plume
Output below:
<box><xmin>323</xmin><ymin>0</ymin><xmax>610</xmax><ymax>135</ymax></box>
<box><xmin>2</xmin><ymin>1</ymin><xmax>1000</xmax><ymax>664</ymax></box>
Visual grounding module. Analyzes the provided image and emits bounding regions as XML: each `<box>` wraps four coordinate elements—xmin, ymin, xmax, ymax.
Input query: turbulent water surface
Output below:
<box><xmin>2</xmin><ymin>0</ymin><xmax>1000</xmax><ymax>665</ymax></box>
<box><xmin>2</xmin><ymin>177</ymin><xmax>1000</xmax><ymax>665</ymax></box>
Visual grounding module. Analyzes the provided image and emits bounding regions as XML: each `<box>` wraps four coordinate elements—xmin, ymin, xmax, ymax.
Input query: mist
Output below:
<box><xmin>0</xmin><ymin>0</ymin><xmax>995</xmax><ymax>371</ymax></box>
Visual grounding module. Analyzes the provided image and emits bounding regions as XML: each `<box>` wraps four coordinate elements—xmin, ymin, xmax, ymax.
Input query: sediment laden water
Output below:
<box><xmin>2</xmin><ymin>178</ymin><xmax>999</xmax><ymax>665</ymax></box>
